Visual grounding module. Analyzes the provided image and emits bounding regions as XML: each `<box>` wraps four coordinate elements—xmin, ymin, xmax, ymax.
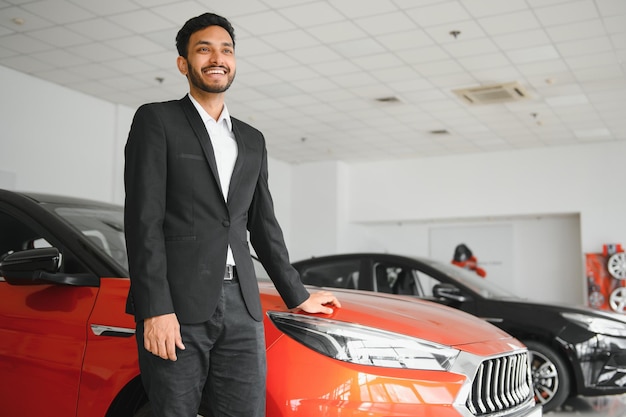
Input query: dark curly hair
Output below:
<box><xmin>176</xmin><ymin>13</ymin><xmax>236</xmax><ymax>58</ymax></box>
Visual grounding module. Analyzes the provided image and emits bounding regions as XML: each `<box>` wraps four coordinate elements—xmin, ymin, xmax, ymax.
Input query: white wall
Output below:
<box><xmin>346</xmin><ymin>142</ymin><xmax>626</xmax><ymax>254</ymax></box>
<box><xmin>0</xmin><ymin>65</ymin><xmax>122</xmax><ymax>203</ymax></box>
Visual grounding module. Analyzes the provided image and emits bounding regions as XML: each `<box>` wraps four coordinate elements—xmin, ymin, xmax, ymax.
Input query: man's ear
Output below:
<box><xmin>176</xmin><ymin>56</ymin><xmax>188</xmax><ymax>76</ymax></box>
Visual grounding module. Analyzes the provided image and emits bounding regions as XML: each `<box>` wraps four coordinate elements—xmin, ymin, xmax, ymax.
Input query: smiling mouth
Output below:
<box><xmin>203</xmin><ymin>67</ymin><xmax>227</xmax><ymax>75</ymax></box>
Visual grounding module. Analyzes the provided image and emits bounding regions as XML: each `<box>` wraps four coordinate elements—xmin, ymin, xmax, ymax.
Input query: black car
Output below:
<box><xmin>292</xmin><ymin>252</ymin><xmax>626</xmax><ymax>413</ymax></box>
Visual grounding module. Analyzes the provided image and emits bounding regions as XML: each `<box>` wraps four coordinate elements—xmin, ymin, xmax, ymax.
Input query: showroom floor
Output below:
<box><xmin>550</xmin><ymin>394</ymin><xmax>626</xmax><ymax>416</ymax></box>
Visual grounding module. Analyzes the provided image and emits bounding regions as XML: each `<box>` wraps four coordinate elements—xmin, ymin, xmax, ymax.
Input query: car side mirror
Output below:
<box><xmin>0</xmin><ymin>247</ymin><xmax>98</xmax><ymax>286</ymax></box>
<box><xmin>433</xmin><ymin>283</ymin><xmax>468</xmax><ymax>302</ymax></box>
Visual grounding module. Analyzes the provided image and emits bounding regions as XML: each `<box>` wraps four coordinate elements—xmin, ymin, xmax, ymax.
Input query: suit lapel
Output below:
<box><xmin>228</xmin><ymin>120</ymin><xmax>246</xmax><ymax>203</ymax></box>
<box><xmin>179</xmin><ymin>96</ymin><xmax>224</xmax><ymax>198</ymax></box>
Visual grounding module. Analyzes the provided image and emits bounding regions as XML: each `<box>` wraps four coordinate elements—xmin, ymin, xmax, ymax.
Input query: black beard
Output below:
<box><xmin>187</xmin><ymin>63</ymin><xmax>235</xmax><ymax>94</ymax></box>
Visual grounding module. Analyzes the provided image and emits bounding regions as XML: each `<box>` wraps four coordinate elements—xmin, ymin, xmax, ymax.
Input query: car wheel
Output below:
<box><xmin>609</xmin><ymin>287</ymin><xmax>626</xmax><ymax>313</ymax></box>
<box><xmin>524</xmin><ymin>340</ymin><xmax>571</xmax><ymax>413</ymax></box>
<box><xmin>607</xmin><ymin>252</ymin><xmax>626</xmax><ymax>280</ymax></box>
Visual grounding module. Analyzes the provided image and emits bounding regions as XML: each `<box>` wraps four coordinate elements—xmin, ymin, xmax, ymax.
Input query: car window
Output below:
<box><xmin>411</xmin><ymin>269</ymin><xmax>443</xmax><ymax>297</ymax></box>
<box><xmin>299</xmin><ymin>259</ymin><xmax>360</xmax><ymax>289</ymax></box>
<box><xmin>54</xmin><ymin>207</ymin><xmax>127</xmax><ymax>271</ymax></box>
<box><xmin>372</xmin><ymin>262</ymin><xmax>420</xmax><ymax>295</ymax></box>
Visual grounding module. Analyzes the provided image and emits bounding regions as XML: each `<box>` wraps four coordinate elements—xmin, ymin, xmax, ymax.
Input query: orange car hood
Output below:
<box><xmin>260</xmin><ymin>282</ymin><xmax>518</xmax><ymax>352</ymax></box>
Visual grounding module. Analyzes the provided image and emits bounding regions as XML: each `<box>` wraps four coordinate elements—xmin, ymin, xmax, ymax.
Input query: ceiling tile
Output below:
<box><xmin>0</xmin><ymin>53</ymin><xmax>55</xmax><ymax>72</ymax></box>
<box><xmin>212</xmin><ymin>1</ymin><xmax>269</xmax><ymax>18</ymax></box>
<box><xmin>573</xmin><ymin>65</ymin><xmax>624</xmax><ymax>82</ymax></box>
<box><xmin>565</xmin><ymin>52</ymin><xmax>619</xmax><ymax>70</ymax></box>
<box><xmin>534</xmin><ymin>0</ymin><xmax>599</xmax><ymax>26</ymax></box>
<box><xmin>231</xmin><ymin>11</ymin><xmax>296</xmax><ymax>35</ymax></box>
<box><xmin>352</xmin><ymin>53</ymin><xmax>404</xmax><ymax>71</ymax></box>
<box><xmin>104</xmin><ymin>36</ymin><xmax>165</xmax><ymax>56</ymax></box>
<box><xmin>257</xmin><ymin>29</ymin><xmax>320</xmax><ymax>51</ymax></box>
<box><xmin>306</xmin><ymin>21</ymin><xmax>367</xmax><ymax>43</ymax></box>
<box><xmin>461</xmin><ymin>0</ymin><xmax>528</xmax><ymax>17</ymax></box>
<box><xmin>68</xmin><ymin>0</ymin><xmax>140</xmax><ymax>15</ymax></box>
<box><xmin>604</xmin><ymin>15</ymin><xmax>626</xmax><ymax>34</ymax></box>
<box><xmin>478</xmin><ymin>11</ymin><xmax>541</xmax><ymax>35</ymax></box>
<box><xmin>0</xmin><ymin>6</ymin><xmax>55</xmax><ymax>32</ymax></box>
<box><xmin>492</xmin><ymin>29</ymin><xmax>551</xmax><ymax>50</ymax></box>
<box><xmin>0</xmin><ymin>44</ymin><xmax>18</xmax><ymax>58</ymax></box>
<box><xmin>401</xmin><ymin>45</ymin><xmax>450</xmax><ymax>64</ymax></box>
<box><xmin>545</xmin><ymin>19</ymin><xmax>606</xmax><ymax>42</ymax></box>
<box><xmin>329</xmin><ymin>38</ymin><xmax>386</xmax><ymax>58</ymax></box>
<box><xmin>284</xmin><ymin>44</ymin><xmax>342</xmax><ymax>65</ymax></box>
<box><xmin>556</xmin><ymin>36</ymin><xmax>613</xmax><ymax>57</ymax></box>
<box><xmin>458</xmin><ymin>53</ymin><xmax>510</xmax><ymax>71</ymax></box>
<box><xmin>21</xmin><ymin>0</ymin><xmax>94</xmax><ymax>24</ymax></box>
<box><xmin>68</xmin><ymin>62</ymin><xmax>120</xmax><ymax>80</ymax></box>
<box><xmin>415</xmin><ymin>58</ymin><xmax>462</xmax><ymax>76</ymax></box>
<box><xmin>107</xmin><ymin>9</ymin><xmax>175</xmax><ymax>34</ymax></box>
<box><xmin>328</xmin><ymin>0</ymin><xmax>398</xmax><ymax>18</ymax></box>
<box><xmin>278</xmin><ymin>2</ymin><xmax>344</xmax><ymax>27</ymax></box>
<box><xmin>34</xmin><ymin>48</ymin><xmax>88</xmax><ymax>66</ymax></box>
<box><xmin>72</xmin><ymin>42</ymin><xmax>126</xmax><ymax>62</ymax></box>
<box><xmin>506</xmin><ymin>45</ymin><xmax>560</xmax><ymax>64</ymax></box>
<box><xmin>377</xmin><ymin>29</ymin><xmax>433</xmax><ymax>50</ymax></box>
<box><xmin>595</xmin><ymin>0</ymin><xmax>626</xmax><ymax>16</ymax></box>
<box><xmin>28</xmin><ymin>26</ymin><xmax>87</xmax><ymax>47</ymax></box>
<box><xmin>354</xmin><ymin>12</ymin><xmax>417</xmax><ymax>35</ymax></box>
<box><xmin>0</xmin><ymin>32</ymin><xmax>51</xmax><ymax>53</ymax></box>
<box><xmin>38</xmin><ymin>67</ymin><xmax>87</xmax><ymax>84</ymax></box>
<box><xmin>66</xmin><ymin>18</ymin><xmax>132</xmax><ymax>41</ymax></box>
<box><xmin>443</xmin><ymin>38</ymin><xmax>499</xmax><ymax>58</ymax></box>
<box><xmin>406</xmin><ymin>2</ymin><xmax>473</xmax><ymax>27</ymax></box>
<box><xmin>104</xmin><ymin>56</ymin><xmax>155</xmax><ymax>74</ymax></box>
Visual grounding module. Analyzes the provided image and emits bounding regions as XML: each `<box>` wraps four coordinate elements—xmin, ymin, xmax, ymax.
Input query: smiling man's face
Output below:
<box><xmin>177</xmin><ymin>25</ymin><xmax>236</xmax><ymax>95</ymax></box>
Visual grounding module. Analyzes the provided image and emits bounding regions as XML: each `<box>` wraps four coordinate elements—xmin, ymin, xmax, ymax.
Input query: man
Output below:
<box><xmin>124</xmin><ymin>12</ymin><xmax>340</xmax><ymax>417</ymax></box>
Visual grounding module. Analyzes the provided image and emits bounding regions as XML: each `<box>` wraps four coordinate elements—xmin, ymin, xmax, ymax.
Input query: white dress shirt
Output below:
<box><xmin>188</xmin><ymin>94</ymin><xmax>238</xmax><ymax>266</ymax></box>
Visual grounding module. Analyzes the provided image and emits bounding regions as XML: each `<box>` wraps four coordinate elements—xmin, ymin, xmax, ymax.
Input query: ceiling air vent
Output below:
<box><xmin>452</xmin><ymin>82</ymin><xmax>530</xmax><ymax>105</ymax></box>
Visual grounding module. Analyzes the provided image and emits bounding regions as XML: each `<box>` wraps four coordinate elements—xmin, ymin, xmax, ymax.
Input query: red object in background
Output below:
<box><xmin>451</xmin><ymin>243</ymin><xmax>487</xmax><ymax>278</ymax></box>
<box><xmin>603</xmin><ymin>243</ymin><xmax>623</xmax><ymax>257</ymax></box>
<box><xmin>586</xmin><ymin>244</ymin><xmax>626</xmax><ymax>314</ymax></box>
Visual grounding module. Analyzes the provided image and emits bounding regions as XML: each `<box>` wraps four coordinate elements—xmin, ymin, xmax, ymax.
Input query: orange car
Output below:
<box><xmin>0</xmin><ymin>190</ymin><xmax>541</xmax><ymax>417</ymax></box>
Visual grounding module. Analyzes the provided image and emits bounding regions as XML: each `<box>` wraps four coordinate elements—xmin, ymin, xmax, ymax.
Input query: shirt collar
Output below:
<box><xmin>187</xmin><ymin>93</ymin><xmax>232</xmax><ymax>132</ymax></box>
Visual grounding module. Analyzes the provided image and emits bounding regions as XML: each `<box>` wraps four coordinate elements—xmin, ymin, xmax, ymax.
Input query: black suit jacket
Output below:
<box><xmin>124</xmin><ymin>95</ymin><xmax>309</xmax><ymax>323</ymax></box>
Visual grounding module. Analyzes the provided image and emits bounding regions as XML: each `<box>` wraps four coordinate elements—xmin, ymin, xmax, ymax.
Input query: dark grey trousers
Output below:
<box><xmin>137</xmin><ymin>280</ymin><xmax>266</xmax><ymax>417</ymax></box>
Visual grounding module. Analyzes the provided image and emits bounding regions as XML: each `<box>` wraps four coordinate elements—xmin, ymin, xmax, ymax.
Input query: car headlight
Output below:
<box><xmin>562</xmin><ymin>312</ymin><xmax>626</xmax><ymax>337</ymax></box>
<box><xmin>268</xmin><ymin>311</ymin><xmax>459</xmax><ymax>371</ymax></box>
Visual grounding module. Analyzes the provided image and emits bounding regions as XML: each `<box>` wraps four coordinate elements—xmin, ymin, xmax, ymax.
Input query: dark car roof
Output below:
<box><xmin>1</xmin><ymin>189</ymin><xmax>122</xmax><ymax>209</ymax></box>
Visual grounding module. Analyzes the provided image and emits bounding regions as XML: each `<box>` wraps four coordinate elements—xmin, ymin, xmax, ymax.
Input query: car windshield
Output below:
<box><xmin>420</xmin><ymin>258</ymin><xmax>518</xmax><ymax>300</ymax></box>
<box><xmin>54</xmin><ymin>205</ymin><xmax>128</xmax><ymax>272</ymax></box>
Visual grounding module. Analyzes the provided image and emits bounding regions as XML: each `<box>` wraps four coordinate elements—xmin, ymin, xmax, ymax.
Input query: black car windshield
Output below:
<box><xmin>54</xmin><ymin>205</ymin><xmax>128</xmax><ymax>271</ymax></box>
<box><xmin>420</xmin><ymin>258</ymin><xmax>518</xmax><ymax>300</ymax></box>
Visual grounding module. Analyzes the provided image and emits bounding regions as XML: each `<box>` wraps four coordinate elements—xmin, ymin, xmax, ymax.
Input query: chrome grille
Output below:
<box><xmin>466</xmin><ymin>352</ymin><xmax>533</xmax><ymax>415</ymax></box>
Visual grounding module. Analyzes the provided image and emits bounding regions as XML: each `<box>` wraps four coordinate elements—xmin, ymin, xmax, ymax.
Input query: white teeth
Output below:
<box><xmin>205</xmin><ymin>69</ymin><xmax>225</xmax><ymax>75</ymax></box>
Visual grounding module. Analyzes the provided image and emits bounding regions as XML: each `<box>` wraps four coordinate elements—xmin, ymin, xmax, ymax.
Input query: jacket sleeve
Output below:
<box><xmin>124</xmin><ymin>104</ymin><xmax>174</xmax><ymax>321</ymax></box>
<box><xmin>248</xmin><ymin>143</ymin><xmax>310</xmax><ymax>309</ymax></box>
